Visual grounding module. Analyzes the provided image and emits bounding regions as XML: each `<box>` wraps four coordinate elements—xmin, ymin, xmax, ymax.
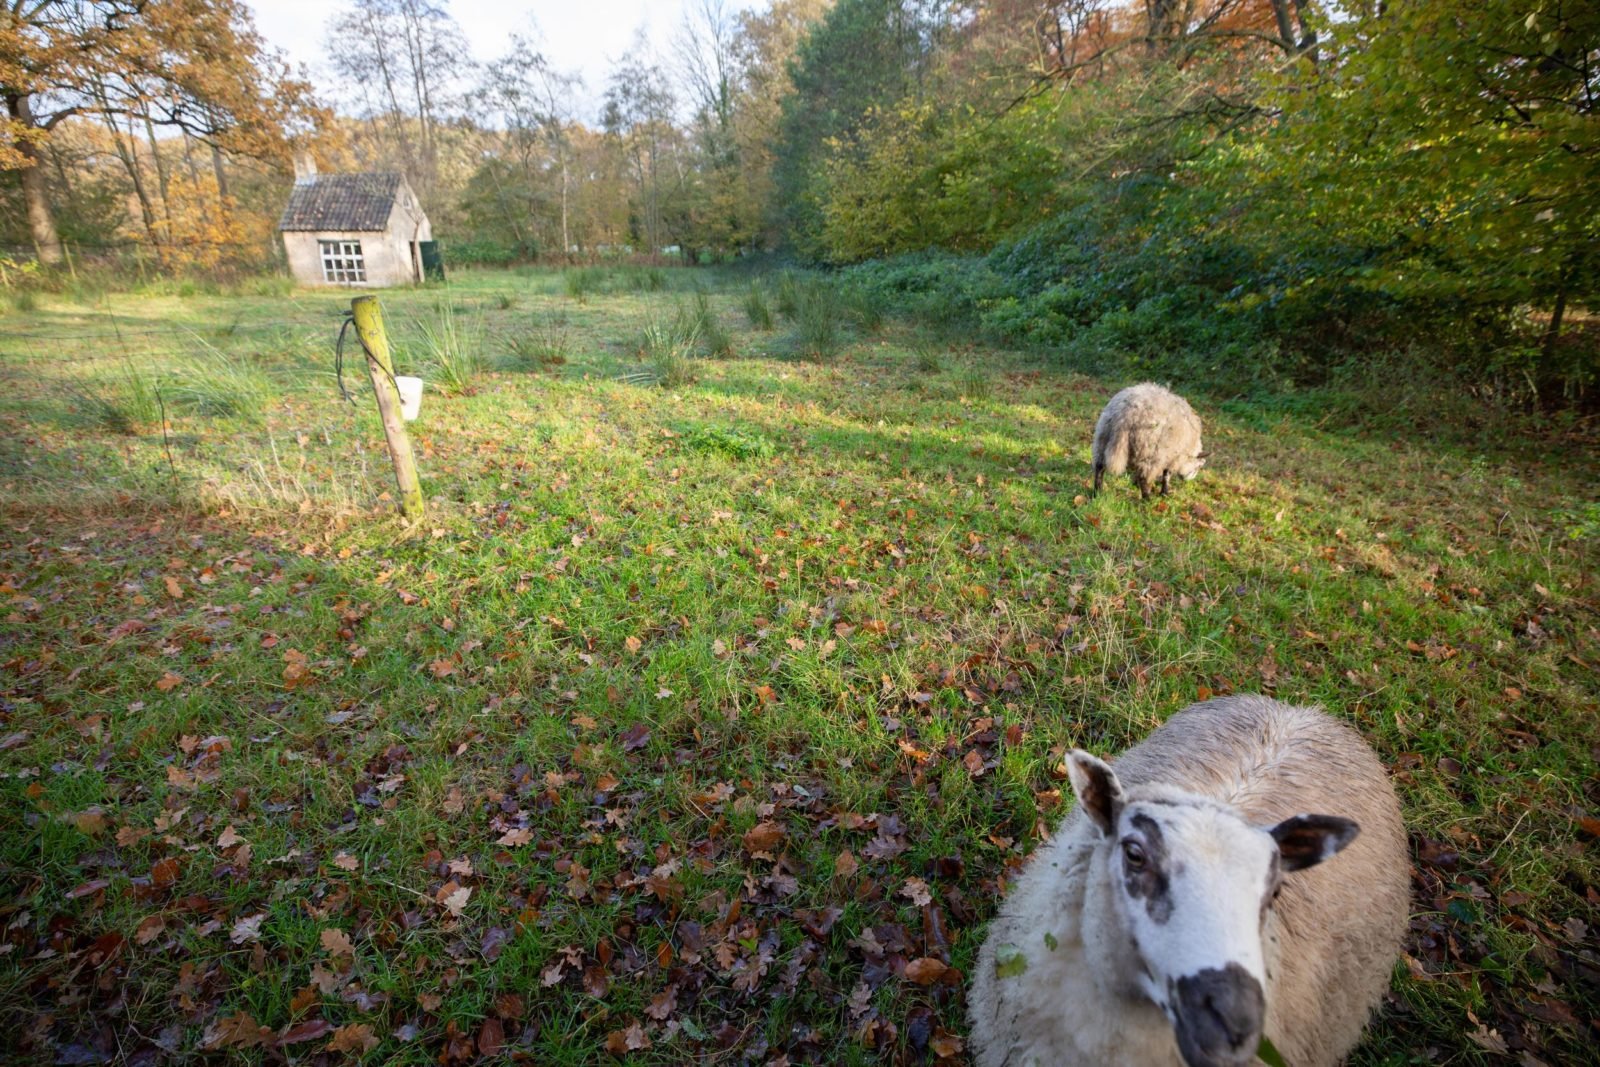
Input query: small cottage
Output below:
<box><xmin>278</xmin><ymin>163</ymin><xmax>432</xmax><ymax>287</ymax></box>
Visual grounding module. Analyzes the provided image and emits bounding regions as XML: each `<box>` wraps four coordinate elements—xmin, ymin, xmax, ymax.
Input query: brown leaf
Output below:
<box><xmin>134</xmin><ymin>914</ymin><xmax>166</xmax><ymax>945</ymax></box>
<box><xmin>320</xmin><ymin>927</ymin><xmax>355</xmax><ymax>958</ymax></box>
<box><xmin>439</xmin><ymin>884</ymin><xmax>471</xmax><ymax>917</ymax></box>
<box><xmin>278</xmin><ymin>1019</ymin><xmax>334</xmax><ymax>1046</ymax></box>
<box><xmin>325</xmin><ymin>1022</ymin><xmax>379</xmax><ymax>1055</ymax></box>
<box><xmin>900</xmin><ymin>877</ymin><xmax>933</xmax><ymax>907</ymax></box>
<box><xmin>930</xmin><ymin>1028</ymin><xmax>965</xmax><ymax>1058</ymax></box>
<box><xmin>604</xmin><ymin>1021</ymin><xmax>651</xmax><ymax>1053</ymax></box>
<box><xmin>154</xmin><ymin>670</ymin><xmax>184</xmax><ymax>692</ymax></box>
<box><xmin>582</xmin><ymin>963</ymin><xmax>610</xmax><ymax>998</ymax></box>
<box><xmin>743</xmin><ymin>821</ymin><xmax>785</xmax><ymax>853</ymax></box>
<box><xmin>150</xmin><ymin>856</ymin><xmax>181</xmax><ymax>887</ymax></box>
<box><xmin>963</xmin><ymin>750</ymin><xmax>986</xmax><ymax>777</ymax></box>
<box><xmin>644</xmin><ymin>984</ymin><xmax>678</xmax><ymax>1021</ymax></box>
<box><xmin>904</xmin><ymin>957</ymin><xmax>950</xmax><ymax>985</ymax></box>
<box><xmin>332</xmin><ymin>851</ymin><xmax>360</xmax><ymax>871</ymax></box>
<box><xmin>497</xmin><ymin>827</ymin><xmax>533</xmax><ymax>847</ymax></box>
<box><xmin>289</xmin><ymin>986</ymin><xmax>320</xmax><ymax>1013</ymax></box>
<box><xmin>625</xmin><ymin>635</ymin><xmax>642</xmax><ymax>654</ymax></box>
<box><xmin>834</xmin><ymin>850</ymin><xmax>859</xmax><ymax>879</ymax></box>
<box><xmin>620</xmin><ymin>723</ymin><xmax>652</xmax><ymax>751</ymax></box>
<box><xmin>165</xmin><ymin>575</ymin><xmax>184</xmax><ymax>599</ymax></box>
<box><xmin>216</xmin><ymin>825</ymin><xmax>244</xmax><ymax>849</ymax></box>
<box><xmin>202</xmin><ymin>1012</ymin><xmax>274</xmax><ymax>1050</ymax></box>
<box><xmin>477</xmin><ymin>1017</ymin><xmax>505</xmax><ymax>1057</ymax></box>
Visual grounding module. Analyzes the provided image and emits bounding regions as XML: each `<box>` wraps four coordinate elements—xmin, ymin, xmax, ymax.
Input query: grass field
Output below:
<box><xmin>0</xmin><ymin>267</ymin><xmax>1595</xmax><ymax>1064</ymax></box>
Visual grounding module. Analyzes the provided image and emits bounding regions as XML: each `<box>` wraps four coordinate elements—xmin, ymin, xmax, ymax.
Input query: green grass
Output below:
<box><xmin>0</xmin><ymin>268</ymin><xmax>1595</xmax><ymax>1066</ymax></box>
<box><xmin>413</xmin><ymin>300</ymin><xmax>486</xmax><ymax>395</ymax></box>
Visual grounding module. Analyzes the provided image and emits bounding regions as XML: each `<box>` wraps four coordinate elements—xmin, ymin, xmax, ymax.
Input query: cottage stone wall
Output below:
<box><xmin>281</xmin><ymin>180</ymin><xmax>433</xmax><ymax>288</ymax></box>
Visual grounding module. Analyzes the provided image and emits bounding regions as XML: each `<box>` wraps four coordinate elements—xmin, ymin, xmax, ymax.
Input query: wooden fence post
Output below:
<box><xmin>349</xmin><ymin>295</ymin><xmax>425</xmax><ymax>520</ymax></box>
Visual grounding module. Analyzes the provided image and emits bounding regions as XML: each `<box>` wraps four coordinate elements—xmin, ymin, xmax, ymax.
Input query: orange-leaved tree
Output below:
<box><xmin>1</xmin><ymin>0</ymin><xmax>325</xmax><ymax>264</ymax></box>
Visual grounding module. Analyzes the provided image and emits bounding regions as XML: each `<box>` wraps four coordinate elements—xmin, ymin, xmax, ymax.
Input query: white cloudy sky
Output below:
<box><xmin>244</xmin><ymin>1</ymin><xmax>766</xmax><ymax>120</ymax></box>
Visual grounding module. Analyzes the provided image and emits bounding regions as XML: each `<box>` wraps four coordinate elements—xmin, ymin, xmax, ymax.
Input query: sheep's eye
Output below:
<box><xmin>1121</xmin><ymin>840</ymin><xmax>1146</xmax><ymax>869</ymax></box>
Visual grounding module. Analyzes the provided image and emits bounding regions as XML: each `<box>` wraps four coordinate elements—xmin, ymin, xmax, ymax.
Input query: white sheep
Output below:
<box><xmin>968</xmin><ymin>695</ymin><xmax>1409</xmax><ymax>1067</ymax></box>
<box><xmin>1091</xmin><ymin>382</ymin><xmax>1208</xmax><ymax>498</ymax></box>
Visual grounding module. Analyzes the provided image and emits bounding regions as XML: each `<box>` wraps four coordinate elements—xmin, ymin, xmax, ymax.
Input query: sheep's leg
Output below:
<box><xmin>1161</xmin><ymin>470</ymin><xmax>1172</xmax><ymax>495</ymax></box>
<box><xmin>1093</xmin><ymin>463</ymin><xmax>1104</xmax><ymax>494</ymax></box>
<box><xmin>1139</xmin><ymin>478</ymin><xmax>1151</xmax><ymax>501</ymax></box>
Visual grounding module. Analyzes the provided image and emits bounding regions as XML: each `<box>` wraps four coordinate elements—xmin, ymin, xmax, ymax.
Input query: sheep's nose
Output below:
<box><xmin>1172</xmin><ymin>963</ymin><xmax>1265</xmax><ymax>1067</ymax></box>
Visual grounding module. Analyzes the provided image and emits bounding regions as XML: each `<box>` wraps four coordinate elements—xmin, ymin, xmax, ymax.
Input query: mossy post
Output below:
<box><xmin>350</xmin><ymin>295</ymin><xmax>424</xmax><ymax>520</ymax></box>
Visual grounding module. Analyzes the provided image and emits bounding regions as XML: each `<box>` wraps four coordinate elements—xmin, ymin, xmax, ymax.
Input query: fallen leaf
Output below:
<box><xmin>620</xmin><ymin>723</ymin><xmax>651</xmax><ymax>751</ymax></box>
<box><xmin>155</xmin><ymin>671</ymin><xmax>184</xmax><ymax>692</ymax></box>
<box><xmin>644</xmin><ymin>984</ymin><xmax>678</xmax><ymax>1021</ymax></box>
<box><xmin>230</xmin><ymin>913</ymin><xmax>266</xmax><ymax>944</ymax></box>
<box><xmin>325</xmin><ymin>1023</ymin><xmax>379</xmax><ymax>1055</ymax></box>
<box><xmin>835</xmin><ymin>850</ymin><xmax>859</xmax><ymax>878</ymax></box>
<box><xmin>497</xmin><ymin>827</ymin><xmax>532</xmax><ymax>847</ymax></box>
<box><xmin>134</xmin><ymin>914</ymin><xmax>166</xmax><ymax>945</ymax></box>
<box><xmin>477</xmin><ymin>1017</ymin><xmax>505</xmax><ymax>1057</ymax></box>
<box><xmin>332</xmin><ymin>852</ymin><xmax>360</xmax><ymax>871</ymax></box>
<box><xmin>439</xmin><ymin>885</ymin><xmax>471</xmax><ymax>917</ymax></box>
<box><xmin>904</xmin><ymin>957</ymin><xmax>949</xmax><ymax>985</ymax></box>
<box><xmin>279</xmin><ymin>1019</ymin><xmax>334</xmax><ymax>1045</ymax></box>
<box><xmin>320</xmin><ymin>928</ymin><xmax>355</xmax><ymax>958</ymax></box>
<box><xmin>994</xmin><ymin>943</ymin><xmax>1027</xmax><ymax>979</ymax></box>
<box><xmin>216</xmin><ymin>825</ymin><xmax>243</xmax><ymax>849</ymax></box>
<box><xmin>165</xmin><ymin>575</ymin><xmax>183</xmax><ymax>599</ymax></box>
<box><xmin>202</xmin><ymin>1012</ymin><xmax>273</xmax><ymax>1050</ymax></box>
<box><xmin>900</xmin><ymin>877</ymin><xmax>933</xmax><ymax>907</ymax></box>
<box><xmin>604</xmin><ymin>1021</ymin><xmax>651</xmax><ymax>1053</ymax></box>
<box><xmin>743</xmin><ymin>821</ymin><xmax>784</xmax><ymax>853</ymax></box>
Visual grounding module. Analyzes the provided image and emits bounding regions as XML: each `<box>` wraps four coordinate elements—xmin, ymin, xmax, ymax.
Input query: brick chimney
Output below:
<box><xmin>293</xmin><ymin>151</ymin><xmax>318</xmax><ymax>184</ymax></box>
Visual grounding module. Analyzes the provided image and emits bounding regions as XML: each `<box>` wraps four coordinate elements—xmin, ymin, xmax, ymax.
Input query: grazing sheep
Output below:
<box><xmin>969</xmin><ymin>695</ymin><xmax>1409</xmax><ymax>1067</ymax></box>
<box><xmin>1091</xmin><ymin>382</ymin><xmax>1208</xmax><ymax>498</ymax></box>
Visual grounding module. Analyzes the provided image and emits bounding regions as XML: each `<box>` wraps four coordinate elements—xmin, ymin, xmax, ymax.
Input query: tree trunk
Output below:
<box><xmin>7</xmin><ymin>94</ymin><xmax>65</xmax><ymax>264</ymax></box>
<box><xmin>143</xmin><ymin>114</ymin><xmax>175</xmax><ymax>244</ymax></box>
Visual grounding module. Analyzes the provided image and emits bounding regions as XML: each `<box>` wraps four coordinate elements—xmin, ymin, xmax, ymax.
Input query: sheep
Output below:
<box><xmin>968</xmin><ymin>695</ymin><xmax>1409</xmax><ymax>1067</ymax></box>
<box><xmin>1091</xmin><ymin>382</ymin><xmax>1208</xmax><ymax>498</ymax></box>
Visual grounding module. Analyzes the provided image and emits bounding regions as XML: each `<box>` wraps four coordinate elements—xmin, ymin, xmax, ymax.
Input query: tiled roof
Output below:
<box><xmin>278</xmin><ymin>172</ymin><xmax>404</xmax><ymax>232</ymax></box>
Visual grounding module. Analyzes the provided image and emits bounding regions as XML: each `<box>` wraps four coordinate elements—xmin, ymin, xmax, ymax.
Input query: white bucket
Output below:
<box><xmin>395</xmin><ymin>376</ymin><xmax>424</xmax><ymax>422</ymax></box>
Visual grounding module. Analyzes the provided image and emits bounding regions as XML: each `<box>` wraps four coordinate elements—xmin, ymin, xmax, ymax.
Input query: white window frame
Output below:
<box><xmin>319</xmin><ymin>239</ymin><xmax>366</xmax><ymax>284</ymax></box>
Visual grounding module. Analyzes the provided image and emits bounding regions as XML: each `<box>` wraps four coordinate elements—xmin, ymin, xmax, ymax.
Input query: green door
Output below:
<box><xmin>419</xmin><ymin>241</ymin><xmax>446</xmax><ymax>282</ymax></box>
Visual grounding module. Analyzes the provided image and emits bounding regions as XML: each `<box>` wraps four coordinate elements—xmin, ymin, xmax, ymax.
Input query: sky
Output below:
<box><xmin>244</xmin><ymin>0</ymin><xmax>765</xmax><ymax>121</ymax></box>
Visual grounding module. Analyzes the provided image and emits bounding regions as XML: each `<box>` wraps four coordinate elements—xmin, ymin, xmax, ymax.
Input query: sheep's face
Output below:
<box><xmin>1174</xmin><ymin>448</ymin><xmax>1209</xmax><ymax>481</ymax></box>
<box><xmin>1066</xmin><ymin>751</ymin><xmax>1358</xmax><ymax>1067</ymax></box>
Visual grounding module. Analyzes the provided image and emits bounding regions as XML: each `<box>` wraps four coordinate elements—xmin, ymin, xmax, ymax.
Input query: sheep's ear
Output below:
<box><xmin>1066</xmin><ymin>750</ymin><xmax>1123</xmax><ymax>836</ymax></box>
<box><xmin>1270</xmin><ymin>814</ymin><xmax>1360</xmax><ymax>872</ymax></box>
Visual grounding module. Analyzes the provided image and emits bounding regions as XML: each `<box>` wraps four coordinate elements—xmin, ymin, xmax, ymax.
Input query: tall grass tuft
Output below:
<box><xmin>64</xmin><ymin>361</ymin><xmax>163</xmax><ymax>434</ymax></box>
<box><xmin>774</xmin><ymin>271</ymin><xmax>800</xmax><ymax>320</ymax></box>
<box><xmin>415</xmin><ymin>301</ymin><xmax>486</xmax><ymax>395</ymax></box>
<box><xmin>623</xmin><ymin>313</ymin><xmax>700</xmax><ymax>388</ymax></box>
<box><xmin>958</xmin><ymin>369</ymin><xmax>994</xmax><ymax>401</ymax></box>
<box><xmin>845</xmin><ymin>288</ymin><xmax>885</xmax><ymax>334</ymax></box>
<box><xmin>689</xmin><ymin>290</ymin><xmax>735</xmax><ymax>358</ymax></box>
<box><xmin>913</xmin><ymin>341</ymin><xmax>945</xmax><ymax>374</ymax></box>
<box><xmin>565</xmin><ymin>266</ymin><xmax>604</xmax><ymax>303</ymax></box>
<box><xmin>794</xmin><ymin>281</ymin><xmax>842</xmax><ymax>361</ymax></box>
<box><xmin>10</xmin><ymin>290</ymin><xmax>39</xmax><ymax>313</ymax></box>
<box><xmin>494</xmin><ymin>292</ymin><xmax>517</xmax><ymax>310</ymax></box>
<box><xmin>742</xmin><ymin>283</ymin><xmax>773</xmax><ymax>330</ymax></box>
<box><xmin>507</xmin><ymin>314</ymin><xmax>572</xmax><ymax>369</ymax></box>
<box><xmin>167</xmin><ymin>337</ymin><xmax>276</xmax><ymax>420</ymax></box>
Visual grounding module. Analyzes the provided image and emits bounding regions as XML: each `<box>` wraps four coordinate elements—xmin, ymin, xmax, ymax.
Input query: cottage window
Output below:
<box><xmin>319</xmin><ymin>240</ymin><xmax>366</xmax><ymax>283</ymax></box>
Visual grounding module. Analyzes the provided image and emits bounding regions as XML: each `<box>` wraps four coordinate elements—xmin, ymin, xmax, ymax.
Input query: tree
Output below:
<box><xmin>602</xmin><ymin>45</ymin><xmax>680</xmax><ymax>257</ymax></box>
<box><xmin>1</xmin><ymin>0</ymin><xmax>319</xmax><ymax>263</ymax></box>
<box><xmin>325</xmin><ymin>0</ymin><xmax>473</xmax><ymax>206</ymax></box>
<box><xmin>480</xmin><ymin>34</ymin><xmax>583</xmax><ymax>258</ymax></box>
<box><xmin>771</xmin><ymin>0</ymin><xmax>949</xmax><ymax>256</ymax></box>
